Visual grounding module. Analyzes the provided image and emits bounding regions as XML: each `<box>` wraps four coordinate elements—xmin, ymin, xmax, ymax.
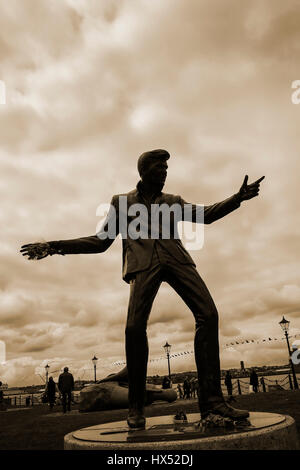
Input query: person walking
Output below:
<box><xmin>162</xmin><ymin>376</ymin><xmax>171</xmax><ymax>389</ymax></box>
<box><xmin>194</xmin><ymin>378</ymin><xmax>199</xmax><ymax>398</ymax></box>
<box><xmin>58</xmin><ymin>367</ymin><xmax>74</xmax><ymax>413</ymax></box>
<box><xmin>225</xmin><ymin>371</ymin><xmax>233</xmax><ymax>396</ymax></box>
<box><xmin>250</xmin><ymin>369</ymin><xmax>259</xmax><ymax>393</ymax></box>
<box><xmin>260</xmin><ymin>376</ymin><xmax>266</xmax><ymax>392</ymax></box>
<box><xmin>0</xmin><ymin>381</ymin><xmax>6</xmax><ymax>411</ymax></box>
<box><xmin>190</xmin><ymin>378</ymin><xmax>197</xmax><ymax>398</ymax></box>
<box><xmin>177</xmin><ymin>383</ymin><xmax>183</xmax><ymax>399</ymax></box>
<box><xmin>47</xmin><ymin>376</ymin><xmax>57</xmax><ymax>410</ymax></box>
<box><xmin>183</xmin><ymin>378</ymin><xmax>191</xmax><ymax>399</ymax></box>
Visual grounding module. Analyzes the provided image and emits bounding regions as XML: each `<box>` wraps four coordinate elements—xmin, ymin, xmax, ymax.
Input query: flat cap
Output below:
<box><xmin>137</xmin><ymin>149</ymin><xmax>170</xmax><ymax>176</ymax></box>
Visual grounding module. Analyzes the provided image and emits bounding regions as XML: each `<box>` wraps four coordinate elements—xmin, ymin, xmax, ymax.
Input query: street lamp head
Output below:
<box><xmin>279</xmin><ymin>316</ymin><xmax>290</xmax><ymax>333</ymax></box>
<box><xmin>92</xmin><ymin>355</ymin><xmax>98</xmax><ymax>366</ymax></box>
<box><xmin>163</xmin><ymin>341</ymin><xmax>171</xmax><ymax>354</ymax></box>
<box><xmin>45</xmin><ymin>364</ymin><xmax>50</xmax><ymax>371</ymax></box>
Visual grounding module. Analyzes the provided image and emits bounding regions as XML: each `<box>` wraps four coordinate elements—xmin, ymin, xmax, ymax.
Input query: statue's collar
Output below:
<box><xmin>136</xmin><ymin>180</ymin><xmax>162</xmax><ymax>199</ymax></box>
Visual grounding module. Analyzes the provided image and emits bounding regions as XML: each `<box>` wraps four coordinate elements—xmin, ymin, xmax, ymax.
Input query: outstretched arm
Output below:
<box><xmin>20</xmin><ymin>196</ymin><xmax>119</xmax><ymax>260</ymax></box>
<box><xmin>179</xmin><ymin>175</ymin><xmax>265</xmax><ymax>224</ymax></box>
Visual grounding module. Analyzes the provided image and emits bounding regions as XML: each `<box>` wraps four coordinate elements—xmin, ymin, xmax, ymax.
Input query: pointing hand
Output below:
<box><xmin>238</xmin><ymin>175</ymin><xmax>265</xmax><ymax>201</ymax></box>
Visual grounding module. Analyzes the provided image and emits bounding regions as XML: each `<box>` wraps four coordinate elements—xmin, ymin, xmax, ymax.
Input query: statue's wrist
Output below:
<box><xmin>48</xmin><ymin>241</ymin><xmax>64</xmax><ymax>256</ymax></box>
<box><xmin>234</xmin><ymin>192</ymin><xmax>243</xmax><ymax>204</ymax></box>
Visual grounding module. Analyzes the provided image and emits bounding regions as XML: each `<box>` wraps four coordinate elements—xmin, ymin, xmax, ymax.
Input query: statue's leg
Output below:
<box><xmin>166</xmin><ymin>261</ymin><xmax>249</xmax><ymax>420</ymax></box>
<box><xmin>125</xmin><ymin>262</ymin><xmax>162</xmax><ymax>427</ymax></box>
<box><xmin>165</xmin><ymin>262</ymin><xmax>224</xmax><ymax>414</ymax></box>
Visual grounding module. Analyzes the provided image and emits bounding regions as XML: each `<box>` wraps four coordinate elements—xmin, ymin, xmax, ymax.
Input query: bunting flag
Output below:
<box><xmin>224</xmin><ymin>332</ymin><xmax>300</xmax><ymax>348</ymax></box>
<box><xmin>107</xmin><ymin>332</ymin><xmax>300</xmax><ymax>368</ymax></box>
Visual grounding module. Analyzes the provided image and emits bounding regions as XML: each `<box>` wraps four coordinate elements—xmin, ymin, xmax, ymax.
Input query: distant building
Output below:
<box><xmin>240</xmin><ymin>361</ymin><xmax>245</xmax><ymax>371</ymax></box>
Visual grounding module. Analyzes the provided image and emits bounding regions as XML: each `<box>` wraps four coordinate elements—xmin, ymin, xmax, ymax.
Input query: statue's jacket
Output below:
<box><xmin>50</xmin><ymin>184</ymin><xmax>241</xmax><ymax>283</ymax></box>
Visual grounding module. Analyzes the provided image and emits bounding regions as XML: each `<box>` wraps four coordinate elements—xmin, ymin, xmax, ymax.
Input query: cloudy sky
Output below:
<box><xmin>0</xmin><ymin>0</ymin><xmax>300</xmax><ymax>386</ymax></box>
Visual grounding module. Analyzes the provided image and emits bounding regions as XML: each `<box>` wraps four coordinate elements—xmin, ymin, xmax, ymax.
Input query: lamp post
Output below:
<box><xmin>45</xmin><ymin>364</ymin><xmax>50</xmax><ymax>385</ymax></box>
<box><xmin>279</xmin><ymin>316</ymin><xmax>298</xmax><ymax>390</ymax></box>
<box><xmin>163</xmin><ymin>341</ymin><xmax>172</xmax><ymax>383</ymax></box>
<box><xmin>92</xmin><ymin>355</ymin><xmax>98</xmax><ymax>383</ymax></box>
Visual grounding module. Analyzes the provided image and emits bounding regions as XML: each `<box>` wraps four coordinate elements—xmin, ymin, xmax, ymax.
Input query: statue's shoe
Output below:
<box><xmin>127</xmin><ymin>412</ymin><xmax>146</xmax><ymax>430</ymax></box>
<box><xmin>207</xmin><ymin>402</ymin><xmax>249</xmax><ymax>420</ymax></box>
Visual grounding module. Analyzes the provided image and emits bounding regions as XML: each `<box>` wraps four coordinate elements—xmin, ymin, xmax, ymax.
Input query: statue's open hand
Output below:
<box><xmin>238</xmin><ymin>175</ymin><xmax>265</xmax><ymax>201</ymax></box>
<box><xmin>20</xmin><ymin>242</ymin><xmax>57</xmax><ymax>260</ymax></box>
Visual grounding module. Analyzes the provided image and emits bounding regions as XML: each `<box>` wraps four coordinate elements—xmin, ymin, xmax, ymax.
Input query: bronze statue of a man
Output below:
<box><xmin>21</xmin><ymin>149</ymin><xmax>264</xmax><ymax>429</ymax></box>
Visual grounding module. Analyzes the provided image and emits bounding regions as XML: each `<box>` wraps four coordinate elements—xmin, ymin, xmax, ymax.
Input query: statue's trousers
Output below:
<box><xmin>125</xmin><ymin>241</ymin><xmax>224</xmax><ymax>414</ymax></box>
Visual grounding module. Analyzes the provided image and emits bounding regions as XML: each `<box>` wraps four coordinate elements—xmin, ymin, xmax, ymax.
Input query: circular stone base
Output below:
<box><xmin>64</xmin><ymin>412</ymin><xmax>299</xmax><ymax>450</ymax></box>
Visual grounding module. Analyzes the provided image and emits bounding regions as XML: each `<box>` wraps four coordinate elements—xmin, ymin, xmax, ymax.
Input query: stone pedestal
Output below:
<box><xmin>64</xmin><ymin>412</ymin><xmax>299</xmax><ymax>450</ymax></box>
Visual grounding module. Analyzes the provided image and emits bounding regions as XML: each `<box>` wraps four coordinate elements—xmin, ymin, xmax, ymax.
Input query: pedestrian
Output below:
<box><xmin>46</xmin><ymin>376</ymin><xmax>57</xmax><ymax>410</ymax></box>
<box><xmin>162</xmin><ymin>376</ymin><xmax>171</xmax><ymax>389</ymax></box>
<box><xmin>190</xmin><ymin>378</ymin><xmax>196</xmax><ymax>398</ymax></box>
<box><xmin>183</xmin><ymin>378</ymin><xmax>191</xmax><ymax>399</ymax></box>
<box><xmin>195</xmin><ymin>378</ymin><xmax>199</xmax><ymax>398</ymax></box>
<box><xmin>0</xmin><ymin>381</ymin><xmax>5</xmax><ymax>411</ymax></box>
<box><xmin>225</xmin><ymin>371</ymin><xmax>233</xmax><ymax>396</ymax></box>
<box><xmin>260</xmin><ymin>376</ymin><xmax>266</xmax><ymax>392</ymax></box>
<box><xmin>250</xmin><ymin>369</ymin><xmax>259</xmax><ymax>393</ymax></box>
<box><xmin>58</xmin><ymin>367</ymin><xmax>74</xmax><ymax>413</ymax></box>
<box><xmin>177</xmin><ymin>383</ymin><xmax>183</xmax><ymax>399</ymax></box>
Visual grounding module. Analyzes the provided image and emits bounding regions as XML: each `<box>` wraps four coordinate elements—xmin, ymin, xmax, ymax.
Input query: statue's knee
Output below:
<box><xmin>195</xmin><ymin>305</ymin><xmax>218</xmax><ymax>329</ymax></box>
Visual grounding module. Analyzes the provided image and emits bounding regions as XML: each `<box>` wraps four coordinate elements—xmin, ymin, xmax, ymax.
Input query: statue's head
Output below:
<box><xmin>64</xmin><ymin>367</ymin><xmax>69</xmax><ymax>372</ymax></box>
<box><xmin>137</xmin><ymin>149</ymin><xmax>170</xmax><ymax>190</ymax></box>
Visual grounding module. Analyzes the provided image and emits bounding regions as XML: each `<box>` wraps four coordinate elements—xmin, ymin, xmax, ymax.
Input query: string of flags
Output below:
<box><xmin>113</xmin><ymin>350</ymin><xmax>195</xmax><ymax>367</ymax></box>
<box><xmin>223</xmin><ymin>333</ymin><xmax>300</xmax><ymax>348</ymax></box>
<box><xmin>39</xmin><ymin>332</ymin><xmax>300</xmax><ymax>374</ymax></box>
<box><xmin>112</xmin><ymin>332</ymin><xmax>300</xmax><ymax>366</ymax></box>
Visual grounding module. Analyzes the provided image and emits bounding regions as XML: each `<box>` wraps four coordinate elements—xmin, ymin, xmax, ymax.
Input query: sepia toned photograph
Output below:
<box><xmin>0</xmin><ymin>0</ymin><xmax>299</xmax><ymax>459</ymax></box>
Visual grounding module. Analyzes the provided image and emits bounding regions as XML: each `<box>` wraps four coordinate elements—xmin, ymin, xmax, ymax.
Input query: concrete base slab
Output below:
<box><xmin>64</xmin><ymin>412</ymin><xmax>299</xmax><ymax>450</ymax></box>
